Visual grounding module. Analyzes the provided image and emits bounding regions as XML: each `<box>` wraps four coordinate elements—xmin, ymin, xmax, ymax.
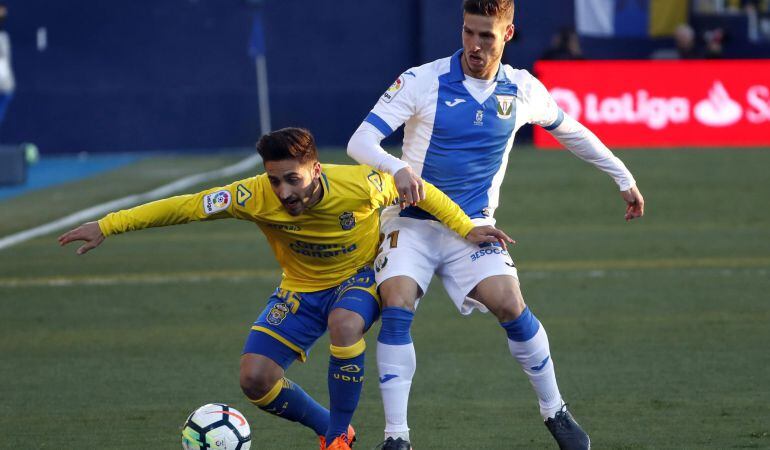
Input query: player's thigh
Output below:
<box><xmin>438</xmin><ymin>237</ymin><xmax>520</xmax><ymax>315</ymax></box>
<box><xmin>243</xmin><ymin>288</ymin><xmax>328</xmax><ymax>370</ymax></box>
<box><xmin>374</xmin><ymin>208</ymin><xmax>441</xmax><ymax>308</ymax></box>
<box><xmin>469</xmin><ymin>274</ymin><xmax>526</xmax><ymax>322</ymax></box>
<box><xmin>328</xmin><ymin>267</ymin><xmax>380</xmax><ymax>346</ymax></box>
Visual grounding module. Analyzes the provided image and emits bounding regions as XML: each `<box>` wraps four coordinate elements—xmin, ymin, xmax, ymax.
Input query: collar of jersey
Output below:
<box><xmin>448</xmin><ymin>49</ymin><xmax>510</xmax><ymax>84</ymax></box>
<box><xmin>305</xmin><ymin>172</ymin><xmax>331</xmax><ymax>212</ymax></box>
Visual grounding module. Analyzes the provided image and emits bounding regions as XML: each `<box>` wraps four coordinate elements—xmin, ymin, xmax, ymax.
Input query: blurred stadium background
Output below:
<box><xmin>1</xmin><ymin>0</ymin><xmax>769</xmax><ymax>448</ymax></box>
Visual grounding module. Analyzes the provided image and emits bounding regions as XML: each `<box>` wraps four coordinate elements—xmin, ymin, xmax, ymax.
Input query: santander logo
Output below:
<box><xmin>694</xmin><ymin>82</ymin><xmax>742</xmax><ymax>127</ymax></box>
<box><xmin>550</xmin><ymin>81</ymin><xmax>770</xmax><ymax>129</ymax></box>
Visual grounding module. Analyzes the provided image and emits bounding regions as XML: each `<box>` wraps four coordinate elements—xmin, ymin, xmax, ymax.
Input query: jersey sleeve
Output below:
<box><xmin>98</xmin><ymin>178</ymin><xmax>259</xmax><ymax>236</ymax></box>
<box><xmin>366</xmin><ymin>167</ymin><xmax>475</xmax><ymax>238</ymax></box>
<box><xmin>364</xmin><ymin>69</ymin><xmax>422</xmax><ymax>137</ymax></box>
<box><xmin>417</xmin><ymin>182</ymin><xmax>475</xmax><ymax>238</ymax></box>
<box><xmin>525</xmin><ymin>72</ymin><xmax>564</xmax><ymax>130</ymax></box>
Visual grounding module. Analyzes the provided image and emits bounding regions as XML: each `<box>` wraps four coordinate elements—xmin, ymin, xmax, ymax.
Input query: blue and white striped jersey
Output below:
<box><xmin>364</xmin><ymin>49</ymin><xmax>564</xmax><ymax>221</ymax></box>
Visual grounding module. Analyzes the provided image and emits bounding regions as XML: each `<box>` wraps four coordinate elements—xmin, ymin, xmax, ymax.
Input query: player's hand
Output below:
<box><xmin>58</xmin><ymin>221</ymin><xmax>106</xmax><ymax>255</ymax></box>
<box><xmin>394</xmin><ymin>166</ymin><xmax>425</xmax><ymax>208</ymax></box>
<box><xmin>465</xmin><ymin>225</ymin><xmax>515</xmax><ymax>250</ymax></box>
<box><xmin>621</xmin><ymin>185</ymin><xmax>645</xmax><ymax>221</ymax></box>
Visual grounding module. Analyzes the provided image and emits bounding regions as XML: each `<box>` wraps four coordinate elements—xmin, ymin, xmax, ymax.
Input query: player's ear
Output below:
<box><xmin>311</xmin><ymin>161</ymin><xmax>322</xmax><ymax>179</ymax></box>
<box><xmin>504</xmin><ymin>24</ymin><xmax>515</xmax><ymax>42</ymax></box>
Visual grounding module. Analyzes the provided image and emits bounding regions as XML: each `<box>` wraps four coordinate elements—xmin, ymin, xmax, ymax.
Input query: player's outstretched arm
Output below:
<box><xmin>58</xmin><ymin>221</ymin><xmax>105</xmax><ymax>255</ymax></box>
<box><xmin>466</xmin><ymin>225</ymin><xmax>515</xmax><ymax>250</ymax></box>
<box><xmin>622</xmin><ymin>185</ymin><xmax>645</xmax><ymax>221</ymax></box>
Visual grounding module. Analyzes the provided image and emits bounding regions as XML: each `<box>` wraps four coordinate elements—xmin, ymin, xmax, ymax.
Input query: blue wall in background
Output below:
<box><xmin>2</xmin><ymin>0</ymin><xmax>765</xmax><ymax>153</ymax></box>
<box><xmin>2</xmin><ymin>0</ymin><xmax>580</xmax><ymax>153</ymax></box>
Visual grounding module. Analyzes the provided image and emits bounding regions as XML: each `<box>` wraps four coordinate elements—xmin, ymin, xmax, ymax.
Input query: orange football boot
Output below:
<box><xmin>319</xmin><ymin>425</ymin><xmax>356</xmax><ymax>450</ymax></box>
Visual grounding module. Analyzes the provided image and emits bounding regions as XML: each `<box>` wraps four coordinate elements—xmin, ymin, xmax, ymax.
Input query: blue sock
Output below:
<box><xmin>377</xmin><ymin>307</ymin><xmax>414</xmax><ymax>345</ymax></box>
<box><xmin>325</xmin><ymin>339</ymin><xmax>366</xmax><ymax>442</ymax></box>
<box><xmin>500</xmin><ymin>306</ymin><xmax>541</xmax><ymax>342</ymax></box>
<box><xmin>249</xmin><ymin>378</ymin><xmax>329</xmax><ymax>436</ymax></box>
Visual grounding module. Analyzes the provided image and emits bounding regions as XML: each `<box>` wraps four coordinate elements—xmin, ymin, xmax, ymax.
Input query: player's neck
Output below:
<box><xmin>306</xmin><ymin>178</ymin><xmax>324</xmax><ymax>210</ymax></box>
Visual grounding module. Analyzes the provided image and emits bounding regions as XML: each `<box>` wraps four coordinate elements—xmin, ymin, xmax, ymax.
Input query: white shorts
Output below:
<box><xmin>373</xmin><ymin>206</ymin><xmax>519</xmax><ymax>315</ymax></box>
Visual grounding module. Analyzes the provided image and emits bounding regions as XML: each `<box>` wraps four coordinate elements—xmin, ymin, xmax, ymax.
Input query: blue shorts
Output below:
<box><xmin>242</xmin><ymin>267</ymin><xmax>380</xmax><ymax>369</ymax></box>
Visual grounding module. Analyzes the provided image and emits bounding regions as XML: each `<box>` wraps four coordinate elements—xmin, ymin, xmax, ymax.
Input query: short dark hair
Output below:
<box><xmin>256</xmin><ymin>127</ymin><xmax>318</xmax><ymax>164</ymax></box>
<box><xmin>463</xmin><ymin>0</ymin><xmax>514</xmax><ymax>20</ymax></box>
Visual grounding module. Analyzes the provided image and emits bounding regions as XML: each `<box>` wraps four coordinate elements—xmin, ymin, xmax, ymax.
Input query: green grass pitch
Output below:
<box><xmin>0</xmin><ymin>147</ymin><xmax>769</xmax><ymax>449</ymax></box>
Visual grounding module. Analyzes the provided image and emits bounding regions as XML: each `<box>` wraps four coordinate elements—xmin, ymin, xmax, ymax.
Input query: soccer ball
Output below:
<box><xmin>181</xmin><ymin>403</ymin><xmax>251</xmax><ymax>450</ymax></box>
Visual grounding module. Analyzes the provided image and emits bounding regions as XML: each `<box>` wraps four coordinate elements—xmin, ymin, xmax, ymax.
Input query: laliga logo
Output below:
<box><xmin>550</xmin><ymin>88</ymin><xmax>689</xmax><ymax>129</ymax></box>
<box><xmin>694</xmin><ymin>81</ymin><xmax>742</xmax><ymax>127</ymax></box>
<box><xmin>550</xmin><ymin>81</ymin><xmax>770</xmax><ymax>129</ymax></box>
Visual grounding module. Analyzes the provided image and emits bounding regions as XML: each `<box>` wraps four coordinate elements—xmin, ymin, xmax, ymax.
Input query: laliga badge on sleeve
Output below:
<box><xmin>382</xmin><ymin>75</ymin><xmax>405</xmax><ymax>103</ymax></box>
<box><xmin>203</xmin><ymin>190</ymin><xmax>231</xmax><ymax>215</ymax></box>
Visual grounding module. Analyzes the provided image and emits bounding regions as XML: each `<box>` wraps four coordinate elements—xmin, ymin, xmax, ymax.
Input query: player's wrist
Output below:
<box><xmin>385</xmin><ymin>158</ymin><xmax>410</xmax><ymax>176</ymax></box>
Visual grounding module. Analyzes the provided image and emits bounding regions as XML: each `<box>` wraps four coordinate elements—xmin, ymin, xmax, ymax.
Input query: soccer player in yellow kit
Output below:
<box><xmin>58</xmin><ymin>127</ymin><xmax>512</xmax><ymax>450</ymax></box>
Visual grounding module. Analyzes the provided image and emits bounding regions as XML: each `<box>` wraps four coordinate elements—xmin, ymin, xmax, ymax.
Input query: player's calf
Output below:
<box><xmin>326</xmin><ymin>309</ymin><xmax>367</xmax><ymax>445</ymax></box>
<box><xmin>240</xmin><ymin>353</ymin><xmax>329</xmax><ymax>436</ymax></box>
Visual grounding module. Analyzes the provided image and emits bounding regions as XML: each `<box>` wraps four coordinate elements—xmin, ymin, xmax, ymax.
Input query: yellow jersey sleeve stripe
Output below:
<box><xmin>330</xmin><ymin>338</ymin><xmax>366</xmax><ymax>359</ymax></box>
<box><xmin>250</xmin><ymin>326</ymin><xmax>307</xmax><ymax>362</ymax></box>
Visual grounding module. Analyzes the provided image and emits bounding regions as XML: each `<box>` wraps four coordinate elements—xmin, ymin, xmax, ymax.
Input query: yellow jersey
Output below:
<box><xmin>98</xmin><ymin>164</ymin><xmax>474</xmax><ymax>291</ymax></box>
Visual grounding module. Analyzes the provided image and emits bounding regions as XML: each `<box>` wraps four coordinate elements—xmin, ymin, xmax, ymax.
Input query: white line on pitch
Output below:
<box><xmin>0</xmin><ymin>266</ymin><xmax>767</xmax><ymax>289</ymax></box>
<box><xmin>0</xmin><ymin>154</ymin><xmax>262</xmax><ymax>251</ymax></box>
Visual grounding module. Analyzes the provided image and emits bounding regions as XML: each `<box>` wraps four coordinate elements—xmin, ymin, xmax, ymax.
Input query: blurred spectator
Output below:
<box><xmin>540</xmin><ymin>27</ymin><xmax>584</xmax><ymax>60</ymax></box>
<box><xmin>651</xmin><ymin>24</ymin><xmax>704</xmax><ymax>59</ymax></box>
<box><xmin>703</xmin><ymin>27</ymin><xmax>727</xmax><ymax>56</ymax></box>
<box><xmin>0</xmin><ymin>3</ymin><xmax>14</xmax><ymax>129</ymax></box>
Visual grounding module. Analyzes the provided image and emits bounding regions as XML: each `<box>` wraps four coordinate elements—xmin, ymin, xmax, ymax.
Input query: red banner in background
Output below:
<box><xmin>533</xmin><ymin>60</ymin><xmax>770</xmax><ymax>148</ymax></box>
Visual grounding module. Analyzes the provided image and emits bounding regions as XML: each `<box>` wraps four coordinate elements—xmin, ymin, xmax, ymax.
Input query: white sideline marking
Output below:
<box><xmin>0</xmin><ymin>154</ymin><xmax>262</xmax><ymax>251</ymax></box>
<box><xmin>0</xmin><ymin>269</ymin><xmax>281</xmax><ymax>288</ymax></box>
<box><xmin>0</xmin><ymin>266</ymin><xmax>766</xmax><ymax>289</ymax></box>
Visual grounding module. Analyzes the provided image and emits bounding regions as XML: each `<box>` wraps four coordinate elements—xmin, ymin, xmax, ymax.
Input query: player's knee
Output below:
<box><xmin>493</xmin><ymin>303</ymin><xmax>525</xmax><ymax>323</ymax></box>
<box><xmin>328</xmin><ymin>311</ymin><xmax>365</xmax><ymax>347</ymax></box>
<box><xmin>239</xmin><ymin>366</ymin><xmax>280</xmax><ymax>400</ymax></box>
<box><xmin>379</xmin><ymin>277</ymin><xmax>420</xmax><ymax>311</ymax></box>
<box><xmin>488</xmin><ymin>291</ymin><xmax>526</xmax><ymax>323</ymax></box>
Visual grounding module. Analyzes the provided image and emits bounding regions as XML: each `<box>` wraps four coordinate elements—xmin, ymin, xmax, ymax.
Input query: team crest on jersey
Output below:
<box><xmin>367</xmin><ymin>170</ymin><xmax>384</xmax><ymax>192</ymax></box>
<box><xmin>496</xmin><ymin>95</ymin><xmax>514</xmax><ymax>119</ymax></box>
<box><xmin>382</xmin><ymin>75</ymin><xmax>405</xmax><ymax>103</ymax></box>
<box><xmin>374</xmin><ymin>254</ymin><xmax>388</xmax><ymax>273</ymax></box>
<box><xmin>266</xmin><ymin>303</ymin><xmax>290</xmax><ymax>326</ymax></box>
<box><xmin>236</xmin><ymin>184</ymin><xmax>252</xmax><ymax>206</ymax></box>
<box><xmin>474</xmin><ymin>109</ymin><xmax>484</xmax><ymax>126</ymax></box>
<box><xmin>339</xmin><ymin>211</ymin><xmax>356</xmax><ymax>230</ymax></box>
<box><xmin>203</xmin><ymin>190</ymin><xmax>231</xmax><ymax>215</ymax></box>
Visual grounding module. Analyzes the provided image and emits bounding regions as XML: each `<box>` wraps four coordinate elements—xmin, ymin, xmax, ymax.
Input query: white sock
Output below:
<box><xmin>507</xmin><ymin>325</ymin><xmax>564</xmax><ymax>420</ymax></box>
<box><xmin>377</xmin><ymin>341</ymin><xmax>416</xmax><ymax>440</ymax></box>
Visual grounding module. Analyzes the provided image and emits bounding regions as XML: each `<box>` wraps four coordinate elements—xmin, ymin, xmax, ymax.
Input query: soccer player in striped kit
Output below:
<box><xmin>348</xmin><ymin>1</ymin><xmax>644</xmax><ymax>448</ymax></box>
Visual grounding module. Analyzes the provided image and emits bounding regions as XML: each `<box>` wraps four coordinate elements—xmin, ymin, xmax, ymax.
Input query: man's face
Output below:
<box><xmin>264</xmin><ymin>159</ymin><xmax>321</xmax><ymax>216</ymax></box>
<box><xmin>461</xmin><ymin>13</ymin><xmax>514</xmax><ymax>79</ymax></box>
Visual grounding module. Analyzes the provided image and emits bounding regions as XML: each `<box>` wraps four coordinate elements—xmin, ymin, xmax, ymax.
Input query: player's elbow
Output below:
<box><xmin>346</xmin><ymin>131</ymin><xmax>362</xmax><ymax>160</ymax></box>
